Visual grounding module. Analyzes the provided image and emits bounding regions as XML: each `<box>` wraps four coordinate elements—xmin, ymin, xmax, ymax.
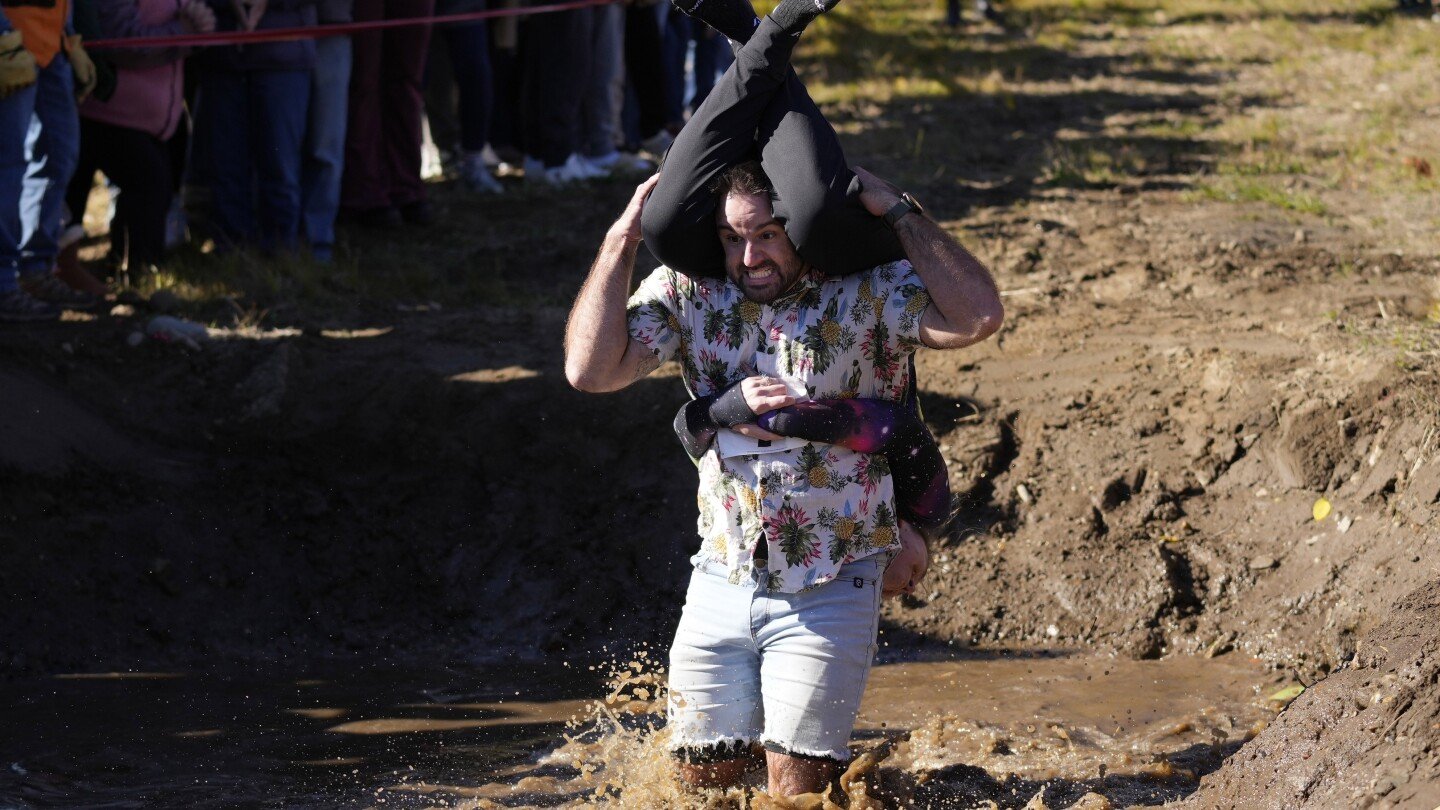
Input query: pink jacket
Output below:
<box><xmin>80</xmin><ymin>0</ymin><xmax>187</xmax><ymax>141</ymax></box>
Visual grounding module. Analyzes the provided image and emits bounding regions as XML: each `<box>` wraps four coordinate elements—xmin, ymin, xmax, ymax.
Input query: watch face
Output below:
<box><xmin>902</xmin><ymin>192</ymin><xmax>925</xmax><ymax>215</ymax></box>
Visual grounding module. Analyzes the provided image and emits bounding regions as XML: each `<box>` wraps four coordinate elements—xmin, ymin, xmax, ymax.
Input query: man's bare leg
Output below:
<box><xmin>766</xmin><ymin>750</ymin><xmax>839</xmax><ymax>796</ymax></box>
<box><xmin>678</xmin><ymin>757</ymin><xmax>752</xmax><ymax>789</ymax></box>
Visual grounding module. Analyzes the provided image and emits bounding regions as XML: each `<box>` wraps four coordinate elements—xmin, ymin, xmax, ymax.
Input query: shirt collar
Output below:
<box><xmin>767</xmin><ymin>267</ymin><xmax>826</xmax><ymax>309</ymax></box>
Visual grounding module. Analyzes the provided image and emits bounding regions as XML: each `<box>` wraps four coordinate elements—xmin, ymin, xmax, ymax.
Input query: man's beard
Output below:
<box><xmin>734</xmin><ymin>260</ymin><xmax>796</xmax><ymax>303</ymax></box>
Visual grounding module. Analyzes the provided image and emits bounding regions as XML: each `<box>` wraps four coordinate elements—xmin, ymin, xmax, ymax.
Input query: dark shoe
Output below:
<box><xmin>21</xmin><ymin>272</ymin><xmax>101</xmax><ymax>311</ymax></box>
<box><xmin>399</xmin><ymin>200</ymin><xmax>435</xmax><ymax>226</ymax></box>
<box><xmin>356</xmin><ymin>206</ymin><xmax>403</xmax><ymax>230</ymax></box>
<box><xmin>768</xmin><ymin>0</ymin><xmax>842</xmax><ymax>35</ymax></box>
<box><xmin>0</xmin><ymin>288</ymin><xmax>62</xmax><ymax>322</ymax></box>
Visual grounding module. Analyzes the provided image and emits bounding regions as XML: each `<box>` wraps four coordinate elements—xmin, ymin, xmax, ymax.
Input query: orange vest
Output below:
<box><xmin>2</xmin><ymin>0</ymin><xmax>67</xmax><ymax>68</ymax></box>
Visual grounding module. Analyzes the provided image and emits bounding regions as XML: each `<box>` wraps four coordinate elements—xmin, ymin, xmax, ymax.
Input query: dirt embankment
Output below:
<box><xmin>885</xmin><ymin>205</ymin><xmax>1440</xmax><ymax>682</ymax></box>
<box><xmin>0</xmin><ymin>306</ymin><xmax>699</xmax><ymax>674</ymax></box>
<box><xmin>1177</xmin><ymin>579</ymin><xmax>1440</xmax><ymax>809</ymax></box>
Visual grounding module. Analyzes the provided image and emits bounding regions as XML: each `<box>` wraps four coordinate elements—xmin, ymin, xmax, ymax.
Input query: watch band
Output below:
<box><xmin>883</xmin><ymin>193</ymin><xmax>922</xmax><ymax>227</ymax></box>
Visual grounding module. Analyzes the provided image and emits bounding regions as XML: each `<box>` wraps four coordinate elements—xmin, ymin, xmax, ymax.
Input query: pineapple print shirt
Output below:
<box><xmin>626</xmin><ymin>259</ymin><xmax>931</xmax><ymax>593</ymax></box>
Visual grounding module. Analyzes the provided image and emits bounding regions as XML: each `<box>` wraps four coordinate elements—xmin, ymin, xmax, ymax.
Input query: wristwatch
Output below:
<box><xmin>883</xmin><ymin>191</ymin><xmax>925</xmax><ymax>227</ymax></box>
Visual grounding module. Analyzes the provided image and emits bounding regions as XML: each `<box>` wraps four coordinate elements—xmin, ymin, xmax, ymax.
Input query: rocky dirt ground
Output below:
<box><xmin>2</xmin><ymin>0</ymin><xmax>1438</xmax><ymax>807</ymax></box>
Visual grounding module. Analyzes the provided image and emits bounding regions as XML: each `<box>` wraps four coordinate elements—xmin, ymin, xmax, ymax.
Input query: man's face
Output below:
<box><xmin>717</xmin><ymin>191</ymin><xmax>806</xmax><ymax>304</ymax></box>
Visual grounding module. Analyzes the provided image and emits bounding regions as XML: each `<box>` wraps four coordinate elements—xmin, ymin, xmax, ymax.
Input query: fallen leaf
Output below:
<box><xmin>1269</xmin><ymin>684</ymin><xmax>1305</xmax><ymax>704</ymax></box>
<box><xmin>1312</xmin><ymin>498</ymin><xmax>1332</xmax><ymax>521</ymax></box>
<box><xmin>1404</xmin><ymin>156</ymin><xmax>1433</xmax><ymax>178</ymax></box>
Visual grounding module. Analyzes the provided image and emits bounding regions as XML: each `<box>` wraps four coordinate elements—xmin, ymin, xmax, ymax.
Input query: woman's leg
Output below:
<box><xmin>667</xmin><ymin>0</ymin><xmax>904</xmax><ymax>277</ymax></box>
<box><xmin>640</xmin><ymin>14</ymin><xmax>806</xmax><ymax>277</ymax></box>
<box><xmin>756</xmin><ymin>77</ymin><xmax>904</xmax><ymax>275</ymax></box>
<box><xmin>93</xmin><ymin>122</ymin><xmax>173</xmax><ymax>268</ymax></box>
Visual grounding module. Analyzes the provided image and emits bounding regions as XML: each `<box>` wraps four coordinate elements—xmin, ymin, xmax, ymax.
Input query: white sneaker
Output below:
<box><xmin>564</xmin><ymin>152</ymin><xmax>609</xmax><ymax>180</ymax></box>
<box><xmin>585</xmin><ymin>151</ymin><xmax>655</xmax><ymax>175</ymax></box>
<box><xmin>526</xmin><ymin>153</ymin><xmax>602</xmax><ymax>185</ymax></box>
<box><xmin>459</xmin><ymin>152</ymin><xmax>504</xmax><ymax>194</ymax></box>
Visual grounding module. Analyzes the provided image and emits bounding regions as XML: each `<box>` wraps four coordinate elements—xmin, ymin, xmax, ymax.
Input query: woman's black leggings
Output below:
<box><xmin>639</xmin><ymin>14</ymin><xmax>903</xmax><ymax>279</ymax></box>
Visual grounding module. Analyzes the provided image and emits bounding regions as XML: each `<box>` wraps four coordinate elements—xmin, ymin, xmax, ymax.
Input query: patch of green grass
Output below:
<box><xmin>1219</xmin><ymin>156</ymin><xmax>1313</xmax><ymax>176</ymax></box>
<box><xmin>1190</xmin><ymin>179</ymin><xmax>1328</xmax><ymax>214</ymax></box>
<box><xmin>1045</xmin><ymin>140</ymin><xmax>1150</xmax><ymax>187</ymax></box>
<box><xmin>1139</xmin><ymin>118</ymin><xmax>1208</xmax><ymax>140</ymax></box>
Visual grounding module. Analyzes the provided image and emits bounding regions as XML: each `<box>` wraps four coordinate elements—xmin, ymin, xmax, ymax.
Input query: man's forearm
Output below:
<box><xmin>564</xmin><ymin>233</ymin><xmax>643</xmax><ymax>392</ymax></box>
<box><xmin>893</xmin><ymin>214</ymin><xmax>1003</xmax><ymax>348</ymax></box>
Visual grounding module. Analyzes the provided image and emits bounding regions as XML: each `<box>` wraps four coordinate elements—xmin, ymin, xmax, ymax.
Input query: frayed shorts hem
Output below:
<box><xmin>761</xmin><ymin>739</ymin><xmax>849</xmax><ymax>763</ymax></box>
<box><xmin>670</xmin><ymin>737</ymin><xmax>757</xmax><ymax>764</ymax></box>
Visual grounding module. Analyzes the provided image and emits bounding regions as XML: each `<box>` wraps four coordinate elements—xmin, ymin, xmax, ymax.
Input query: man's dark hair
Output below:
<box><xmin>712</xmin><ymin>159</ymin><xmax>776</xmax><ymax>202</ymax></box>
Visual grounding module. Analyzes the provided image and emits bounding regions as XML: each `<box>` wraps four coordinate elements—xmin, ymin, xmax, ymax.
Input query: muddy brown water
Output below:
<box><xmin>0</xmin><ymin>652</ymin><xmax>1279</xmax><ymax>808</ymax></box>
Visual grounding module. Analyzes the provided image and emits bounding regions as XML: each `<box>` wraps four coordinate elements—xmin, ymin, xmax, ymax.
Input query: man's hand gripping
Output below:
<box><xmin>608</xmin><ymin>174</ymin><xmax>661</xmax><ymax>243</ymax></box>
<box><xmin>728</xmin><ymin>375</ymin><xmax>795</xmax><ymax>442</ymax></box>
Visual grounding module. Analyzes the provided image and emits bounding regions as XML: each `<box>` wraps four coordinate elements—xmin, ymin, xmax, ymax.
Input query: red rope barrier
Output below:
<box><xmin>86</xmin><ymin>0</ymin><xmax>618</xmax><ymax>50</ymax></box>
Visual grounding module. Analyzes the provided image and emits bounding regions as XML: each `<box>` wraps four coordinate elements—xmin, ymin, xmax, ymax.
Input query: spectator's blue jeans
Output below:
<box><xmin>200</xmin><ymin>67</ymin><xmax>311</xmax><ymax>253</ymax></box>
<box><xmin>443</xmin><ymin>20</ymin><xmax>492</xmax><ymax>153</ymax></box>
<box><xmin>5</xmin><ymin>55</ymin><xmax>78</xmax><ymax>282</ymax></box>
<box><xmin>581</xmin><ymin>4</ymin><xmax>623</xmax><ymax>158</ymax></box>
<box><xmin>303</xmin><ymin>35</ymin><xmax>352</xmax><ymax>261</ymax></box>
<box><xmin>0</xmin><ymin>78</ymin><xmax>37</xmax><ymax>293</ymax></box>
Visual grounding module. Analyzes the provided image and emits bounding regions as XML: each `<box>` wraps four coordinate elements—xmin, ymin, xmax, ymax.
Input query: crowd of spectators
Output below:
<box><xmin>0</xmin><ymin>0</ymin><xmax>738</xmax><ymax>322</ymax></box>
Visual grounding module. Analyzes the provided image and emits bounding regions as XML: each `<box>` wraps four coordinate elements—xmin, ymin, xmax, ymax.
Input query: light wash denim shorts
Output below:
<box><xmin>666</xmin><ymin>552</ymin><xmax>885</xmax><ymax>763</ymax></box>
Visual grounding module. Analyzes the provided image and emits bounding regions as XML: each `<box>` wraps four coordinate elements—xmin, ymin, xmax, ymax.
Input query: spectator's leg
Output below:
<box><xmin>304</xmin><ymin>33</ymin><xmax>353</xmax><ymax>260</ymax></box>
<box><xmin>624</xmin><ymin>4</ymin><xmax>669</xmax><ymax>145</ymax></box>
<box><xmin>199</xmin><ymin>70</ymin><xmax>258</xmax><ymax>248</ymax></box>
<box><xmin>93</xmin><ymin>121</ymin><xmax>173</xmax><ymax>268</ymax></box>
<box><xmin>63</xmin><ymin>118</ymin><xmax>101</xmax><ymax>242</ymax></box>
<box><xmin>661</xmin><ymin>7</ymin><xmax>689</xmax><ymax>129</ymax></box>
<box><xmin>521</xmin><ymin>7</ymin><xmax>591</xmax><ymax>169</ymax></box>
<box><xmin>343</xmin><ymin>0</ymin><xmax>392</xmax><ymax>215</ymax></box>
<box><xmin>380</xmin><ymin>0</ymin><xmax>434</xmax><ymax>209</ymax></box>
<box><xmin>18</xmin><ymin>54</ymin><xmax>80</xmax><ymax>281</ymax></box>
<box><xmin>446</xmin><ymin>19</ymin><xmax>493</xmax><ymax>155</ymax></box>
<box><xmin>423</xmin><ymin>27</ymin><xmax>458</xmax><ymax>156</ymax></box>
<box><xmin>251</xmin><ymin>69</ymin><xmax>311</xmax><ymax>254</ymax></box>
<box><xmin>0</xmin><ymin>84</ymin><xmax>37</xmax><ymax>300</ymax></box>
<box><xmin>488</xmin><ymin>0</ymin><xmax>523</xmax><ymax>161</ymax></box>
<box><xmin>581</xmin><ymin>4</ymin><xmax>624</xmax><ymax>160</ymax></box>
<box><xmin>639</xmin><ymin>15</ymin><xmax>803</xmax><ymax>277</ymax></box>
<box><xmin>690</xmin><ymin>27</ymin><xmax>728</xmax><ymax>112</ymax></box>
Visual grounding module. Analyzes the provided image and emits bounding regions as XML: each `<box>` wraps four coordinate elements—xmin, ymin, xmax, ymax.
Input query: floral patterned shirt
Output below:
<box><xmin>626</xmin><ymin>260</ymin><xmax>932</xmax><ymax>592</ymax></box>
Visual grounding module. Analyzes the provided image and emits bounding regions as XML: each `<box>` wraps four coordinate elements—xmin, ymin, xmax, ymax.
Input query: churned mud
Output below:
<box><xmin>3</xmin><ymin>0</ymin><xmax>1439</xmax><ymax>806</ymax></box>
